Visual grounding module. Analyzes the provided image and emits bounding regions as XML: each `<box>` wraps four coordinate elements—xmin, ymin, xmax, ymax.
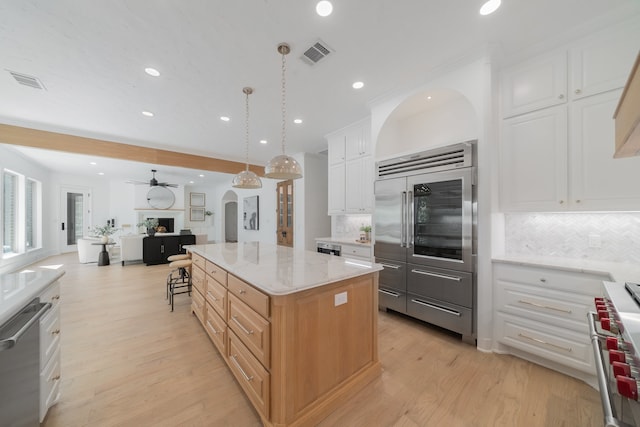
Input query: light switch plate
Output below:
<box><xmin>334</xmin><ymin>291</ymin><xmax>348</xmax><ymax>306</ymax></box>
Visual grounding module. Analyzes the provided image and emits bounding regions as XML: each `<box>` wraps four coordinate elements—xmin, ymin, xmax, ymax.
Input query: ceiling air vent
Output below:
<box><xmin>8</xmin><ymin>70</ymin><xmax>46</xmax><ymax>90</ymax></box>
<box><xmin>377</xmin><ymin>141</ymin><xmax>477</xmax><ymax>178</ymax></box>
<box><xmin>301</xmin><ymin>40</ymin><xmax>333</xmax><ymax>65</ymax></box>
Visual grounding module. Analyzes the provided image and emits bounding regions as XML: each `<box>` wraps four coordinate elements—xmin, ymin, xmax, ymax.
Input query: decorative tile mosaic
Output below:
<box><xmin>505</xmin><ymin>213</ymin><xmax>640</xmax><ymax>263</ymax></box>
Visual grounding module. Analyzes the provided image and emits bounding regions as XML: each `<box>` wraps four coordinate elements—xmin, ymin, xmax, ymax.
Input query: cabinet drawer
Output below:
<box><xmin>206</xmin><ymin>261</ymin><xmax>228</xmax><ymax>287</ymax></box>
<box><xmin>192</xmin><ymin>266</ymin><xmax>206</xmax><ymax>295</ymax></box>
<box><xmin>407</xmin><ymin>293</ymin><xmax>473</xmax><ymax>336</ymax></box>
<box><xmin>378</xmin><ymin>287</ymin><xmax>407</xmax><ymax>314</ymax></box>
<box><xmin>191</xmin><ymin>288</ymin><xmax>206</xmax><ymax>325</ymax></box>
<box><xmin>40</xmin><ymin>346</ymin><xmax>61</xmax><ymax>422</ymax></box>
<box><xmin>191</xmin><ymin>253</ymin><xmax>206</xmax><ymax>270</ymax></box>
<box><xmin>205</xmin><ymin>302</ymin><xmax>226</xmax><ymax>356</ymax></box>
<box><xmin>206</xmin><ymin>278</ymin><xmax>227</xmax><ymax>319</ymax></box>
<box><xmin>342</xmin><ymin>244</ymin><xmax>371</xmax><ymax>260</ymax></box>
<box><xmin>495</xmin><ymin>312</ymin><xmax>594</xmax><ymax>374</ymax></box>
<box><xmin>493</xmin><ymin>263</ymin><xmax>609</xmax><ymax>295</ymax></box>
<box><xmin>40</xmin><ymin>305</ymin><xmax>61</xmax><ymax>367</ymax></box>
<box><xmin>228</xmin><ymin>293</ymin><xmax>270</xmax><ymax>367</ymax></box>
<box><xmin>495</xmin><ymin>280</ymin><xmax>595</xmax><ymax>333</ymax></box>
<box><xmin>228</xmin><ymin>330</ymin><xmax>270</xmax><ymax>419</ymax></box>
<box><xmin>40</xmin><ymin>281</ymin><xmax>61</xmax><ymax>310</ymax></box>
<box><xmin>228</xmin><ymin>275</ymin><xmax>269</xmax><ymax>319</ymax></box>
<box><xmin>376</xmin><ymin>258</ymin><xmax>406</xmax><ymax>293</ymax></box>
<box><xmin>407</xmin><ymin>265</ymin><xmax>473</xmax><ymax>308</ymax></box>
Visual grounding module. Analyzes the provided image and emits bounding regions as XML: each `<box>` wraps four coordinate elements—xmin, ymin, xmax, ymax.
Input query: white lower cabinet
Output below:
<box><xmin>493</xmin><ymin>261</ymin><xmax>608</xmax><ymax>380</ymax></box>
<box><xmin>341</xmin><ymin>243</ymin><xmax>372</xmax><ymax>262</ymax></box>
<box><xmin>39</xmin><ymin>281</ymin><xmax>62</xmax><ymax>422</ymax></box>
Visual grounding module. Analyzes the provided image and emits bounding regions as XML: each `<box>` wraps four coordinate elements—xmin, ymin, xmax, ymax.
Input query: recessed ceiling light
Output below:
<box><xmin>479</xmin><ymin>0</ymin><xmax>501</xmax><ymax>15</ymax></box>
<box><xmin>316</xmin><ymin>1</ymin><xmax>333</xmax><ymax>17</ymax></box>
<box><xmin>98</xmin><ymin>172</ymin><xmax>104</xmax><ymax>176</ymax></box>
<box><xmin>352</xmin><ymin>81</ymin><xmax>364</xmax><ymax>89</ymax></box>
<box><xmin>142</xmin><ymin>111</ymin><xmax>154</xmax><ymax>117</ymax></box>
<box><xmin>427</xmin><ymin>96</ymin><xmax>432</xmax><ymax>100</ymax></box>
<box><xmin>293</xmin><ymin>118</ymin><xmax>303</xmax><ymax>124</ymax></box>
<box><xmin>189</xmin><ymin>181</ymin><xmax>194</xmax><ymax>184</ymax></box>
<box><xmin>220</xmin><ymin>116</ymin><xmax>230</xmax><ymax>122</ymax></box>
<box><xmin>89</xmin><ymin>162</ymin><xmax>97</xmax><ymax>166</ymax></box>
<box><xmin>260</xmin><ymin>139</ymin><xmax>268</xmax><ymax>144</ymax></box>
<box><xmin>199</xmin><ymin>174</ymin><xmax>204</xmax><ymax>178</ymax></box>
<box><xmin>145</xmin><ymin>67</ymin><xmax>160</xmax><ymax>77</ymax></box>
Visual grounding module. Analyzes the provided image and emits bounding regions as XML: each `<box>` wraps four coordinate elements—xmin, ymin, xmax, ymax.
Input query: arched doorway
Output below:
<box><xmin>221</xmin><ymin>190</ymin><xmax>238</xmax><ymax>243</ymax></box>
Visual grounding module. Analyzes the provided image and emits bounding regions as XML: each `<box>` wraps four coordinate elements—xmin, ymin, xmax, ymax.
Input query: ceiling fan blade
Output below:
<box><xmin>159</xmin><ymin>183</ymin><xmax>179</xmax><ymax>188</ymax></box>
<box><xmin>125</xmin><ymin>180</ymin><xmax>148</xmax><ymax>185</ymax></box>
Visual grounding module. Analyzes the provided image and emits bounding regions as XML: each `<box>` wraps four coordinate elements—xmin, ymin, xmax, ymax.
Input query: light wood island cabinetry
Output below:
<box><xmin>188</xmin><ymin>243</ymin><xmax>382</xmax><ymax>427</ymax></box>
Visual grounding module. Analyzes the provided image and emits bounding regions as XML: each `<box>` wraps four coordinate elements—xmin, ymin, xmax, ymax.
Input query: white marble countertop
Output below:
<box><xmin>187</xmin><ymin>242</ymin><xmax>382</xmax><ymax>296</ymax></box>
<box><xmin>0</xmin><ymin>268</ymin><xmax>65</xmax><ymax>325</ymax></box>
<box><xmin>492</xmin><ymin>254</ymin><xmax>640</xmax><ymax>283</ymax></box>
<box><xmin>315</xmin><ymin>237</ymin><xmax>372</xmax><ymax>248</ymax></box>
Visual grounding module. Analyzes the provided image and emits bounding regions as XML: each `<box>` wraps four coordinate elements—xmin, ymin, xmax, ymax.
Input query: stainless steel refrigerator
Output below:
<box><xmin>374</xmin><ymin>141</ymin><xmax>477</xmax><ymax>343</ymax></box>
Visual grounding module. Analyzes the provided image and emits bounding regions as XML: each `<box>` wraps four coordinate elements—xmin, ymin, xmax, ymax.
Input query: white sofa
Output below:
<box><xmin>77</xmin><ymin>237</ymin><xmax>104</xmax><ymax>263</ymax></box>
<box><xmin>120</xmin><ymin>234</ymin><xmax>145</xmax><ymax>266</ymax></box>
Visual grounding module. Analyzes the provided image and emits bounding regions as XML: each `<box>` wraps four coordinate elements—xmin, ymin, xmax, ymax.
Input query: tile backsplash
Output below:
<box><xmin>331</xmin><ymin>214</ymin><xmax>372</xmax><ymax>239</ymax></box>
<box><xmin>505</xmin><ymin>212</ymin><xmax>640</xmax><ymax>263</ymax></box>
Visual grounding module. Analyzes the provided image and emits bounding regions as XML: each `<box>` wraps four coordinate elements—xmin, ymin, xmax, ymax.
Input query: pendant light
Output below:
<box><xmin>264</xmin><ymin>42</ymin><xmax>303</xmax><ymax>180</ymax></box>
<box><xmin>232</xmin><ymin>87</ymin><xmax>263</xmax><ymax>189</ymax></box>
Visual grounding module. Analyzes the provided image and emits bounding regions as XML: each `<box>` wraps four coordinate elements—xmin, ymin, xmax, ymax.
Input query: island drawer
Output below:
<box><xmin>206</xmin><ymin>261</ymin><xmax>228</xmax><ymax>287</ymax></box>
<box><xmin>228</xmin><ymin>330</ymin><xmax>270</xmax><ymax>419</ymax></box>
<box><xmin>192</xmin><ymin>267</ymin><xmax>206</xmax><ymax>294</ymax></box>
<box><xmin>40</xmin><ymin>346</ymin><xmax>61</xmax><ymax>421</ymax></box>
<box><xmin>39</xmin><ymin>281</ymin><xmax>61</xmax><ymax>310</ymax></box>
<box><xmin>205</xmin><ymin>302</ymin><xmax>226</xmax><ymax>355</ymax></box>
<box><xmin>191</xmin><ymin>288</ymin><xmax>206</xmax><ymax>324</ymax></box>
<box><xmin>228</xmin><ymin>275</ymin><xmax>269</xmax><ymax>319</ymax></box>
<box><xmin>206</xmin><ymin>277</ymin><xmax>227</xmax><ymax>319</ymax></box>
<box><xmin>191</xmin><ymin>253</ymin><xmax>206</xmax><ymax>270</ymax></box>
<box><xmin>228</xmin><ymin>293</ymin><xmax>270</xmax><ymax>368</ymax></box>
<box><xmin>40</xmin><ymin>305</ymin><xmax>61</xmax><ymax>368</ymax></box>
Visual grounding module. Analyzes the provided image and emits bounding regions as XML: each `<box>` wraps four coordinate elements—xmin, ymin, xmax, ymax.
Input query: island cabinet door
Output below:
<box><xmin>204</xmin><ymin>303</ymin><xmax>226</xmax><ymax>355</ymax></box>
<box><xmin>206</xmin><ymin>261</ymin><xmax>228</xmax><ymax>287</ymax></box>
<box><xmin>228</xmin><ymin>293</ymin><xmax>270</xmax><ymax>367</ymax></box>
<box><xmin>191</xmin><ymin>287</ymin><xmax>206</xmax><ymax>325</ymax></box>
<box><xmin>191</xmin><ymin>265</ymin><xmax>206</xmax><ymax>295</ymax></box>
<box><xmin>206</xmin><ymin>278</ymin><xmax>227</xmax><ymax>319</ymax></box>
<box><xmin>191</xmin><ymin>253</ymin><xmax>206</xmax><ymax>271</ymax></box>
<box><xmin>228</xmin><ymin>275</ymin><xmax>270</xmax><ymax>319</ymax></box>
<box><xmin>228</xmin><ymin>330</ymin><xmax>270</xmax><ymax>419</ymax></box>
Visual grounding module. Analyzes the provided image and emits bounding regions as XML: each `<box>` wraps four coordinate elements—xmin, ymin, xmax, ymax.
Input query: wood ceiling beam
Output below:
<box><xmin>0</xmin><ymin>123</ymin><xmax>265</xmax><ymax>176</ymax></box>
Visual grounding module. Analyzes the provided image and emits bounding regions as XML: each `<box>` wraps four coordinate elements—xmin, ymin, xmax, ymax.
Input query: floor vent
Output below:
<box><xmin>8</xmin><ymin>70</ymin><xmax>46</xmax><ymax>90</ymax></box>
<box><xmin>301</xmin><ymin>40</ymin><xmax>333</xmax><ymax>65</ymax></box>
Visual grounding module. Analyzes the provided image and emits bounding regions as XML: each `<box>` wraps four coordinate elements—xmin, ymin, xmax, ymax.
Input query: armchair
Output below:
<box><xmin>77</xmin><ymin>237</ymin><xmax>103</xmax><ymax>263</ymax></box>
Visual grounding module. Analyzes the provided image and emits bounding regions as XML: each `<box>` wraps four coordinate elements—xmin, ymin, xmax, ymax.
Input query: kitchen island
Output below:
<box><xmin>186</xmin><ymin>242</ymin><xmax>382</xmax><ymax>427</ymax></box>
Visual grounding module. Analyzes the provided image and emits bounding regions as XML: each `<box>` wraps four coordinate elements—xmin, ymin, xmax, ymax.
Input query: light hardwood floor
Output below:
<box><xmin>33</xmin><ymin>252</ymin><xmax>603</xmax><ymax>427</ymax></box>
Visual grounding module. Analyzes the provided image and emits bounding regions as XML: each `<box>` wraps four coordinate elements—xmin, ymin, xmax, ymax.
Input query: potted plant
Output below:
<box><xmin>92</xmin><ymin>224</ymin><xmax>119</xmax><ymax>243</ymax></box>
<box><xmin>359</xmin><ymin>225</ymin><xmax>372</xmax><ymax>242</ymax></box>
<box><xmin>137</xmin><ymin>218</ymin><xmax>159</xmax><ymax>236</ymax></box>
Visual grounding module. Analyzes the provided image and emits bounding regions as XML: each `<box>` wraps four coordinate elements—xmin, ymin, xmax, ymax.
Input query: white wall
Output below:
<box><xmin>183</xmin><ymin>183</ymin><xmax>216</xmax><ymax>240</ymax></box>
<box><xmin>295</xmin><ymin>152</ymin><xmax>331</xmax><ymax>251</ymax></box>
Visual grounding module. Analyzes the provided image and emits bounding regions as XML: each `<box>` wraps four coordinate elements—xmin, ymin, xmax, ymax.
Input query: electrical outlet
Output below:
<box><xmin>588</xmin><ymin>233</ymin><xmax>601</xmax><ymax>248</ymax></box>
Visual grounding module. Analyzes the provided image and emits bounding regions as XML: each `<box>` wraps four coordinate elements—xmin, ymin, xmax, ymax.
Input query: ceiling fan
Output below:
<box><xmin>126</xmin><ymin>169</ymin><xmax>178</xmax><ymax>188</ymax></box>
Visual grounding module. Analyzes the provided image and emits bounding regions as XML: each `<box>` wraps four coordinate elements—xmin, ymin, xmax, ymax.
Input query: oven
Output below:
<box><xmin>589</xmin><ymin>281</ymin><xmax>640</xmax><ymax>426</ymax></box>
<box><xmin>317</xmin><ymin>242</ymin><xmax>341</xmax><ymax>256</ymax></box>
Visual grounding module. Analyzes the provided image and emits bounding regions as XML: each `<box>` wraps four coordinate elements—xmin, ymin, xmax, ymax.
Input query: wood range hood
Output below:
<box><xmin>614</xmin><ymin>51</ymin><xmax>640</xmax><ymax>158</ymax></box>
<box><xmin>0</xmin><ymin>123</ymin><xmax>265</xmax><ymax>176</ymax></box>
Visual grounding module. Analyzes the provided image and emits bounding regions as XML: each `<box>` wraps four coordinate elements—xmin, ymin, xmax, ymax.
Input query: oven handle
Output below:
<box><xmin>587</xmin><ymin>311</ymin><xmax>626</xmax><ymax>427</ymax></box>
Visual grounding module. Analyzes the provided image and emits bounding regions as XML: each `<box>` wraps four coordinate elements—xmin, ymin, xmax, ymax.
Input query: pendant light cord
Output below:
<box><xmin>280</xmin><ymin>47</ymin><xmax>287</xmax><ymax>155</ymax></box>
<box><xmin>245</xmin><ymin>88</ymin><xmax>250</xmax><ymax>171</ymax></box>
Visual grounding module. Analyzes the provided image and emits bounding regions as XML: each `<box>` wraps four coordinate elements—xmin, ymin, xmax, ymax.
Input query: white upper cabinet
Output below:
<box><xmin>326</xmin><ymin>118</ymin><xmax>374</xmax><ymax>214</ymax></box>
<box><xmin>570</xmin><ymin>26</ymin><xmax>640</xmax><ymax>101</ymax></box>
<box><xmin>501</xmin><ymin>52</ymin><xmax>567</xmax><ymax>118</ymax></box>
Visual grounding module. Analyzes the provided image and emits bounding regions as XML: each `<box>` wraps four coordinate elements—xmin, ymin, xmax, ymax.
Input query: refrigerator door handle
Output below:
<box><xmin>408</xmin><ymin>190</ymin><xmax>414</xmax><ymax>248</ymax></box>
<box><xmin>401</xmin><ymin>191</ymin><xmax>407</xmax><ymax>247</ymax></box>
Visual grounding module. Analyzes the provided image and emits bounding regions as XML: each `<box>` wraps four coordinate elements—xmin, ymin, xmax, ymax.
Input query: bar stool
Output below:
<box><xmin>166</xmin><ymin>254</ymin><xmax>192</xmax><ymax>312</ymax></box>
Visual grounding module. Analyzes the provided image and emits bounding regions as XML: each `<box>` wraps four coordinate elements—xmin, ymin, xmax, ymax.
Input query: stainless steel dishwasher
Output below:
<box><xmin>0</xmin><ymin>298</ymin><xmax>51</xmax><ymax>427</ymax></box>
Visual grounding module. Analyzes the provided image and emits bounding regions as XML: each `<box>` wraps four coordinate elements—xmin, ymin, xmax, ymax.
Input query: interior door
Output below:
<box><xmin>60</xmin><ymin>187</ymin><xmax>91</xmax><ymax>253</ymax></box>
<box><xmin>276</xmin><ymin>180</ymin><xmax>293</xmax><ymax>247</ymax></box>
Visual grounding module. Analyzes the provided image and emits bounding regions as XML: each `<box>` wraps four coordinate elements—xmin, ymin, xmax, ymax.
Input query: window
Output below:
<box><xmin>2</xmin><ymin>170</ymin><xmax>42</xmax><ymax>258</ymax></box>
<box><xmin>3</xmin><ymin>171</ymin><xmax>18</xmax><ymax>255</ymax></box>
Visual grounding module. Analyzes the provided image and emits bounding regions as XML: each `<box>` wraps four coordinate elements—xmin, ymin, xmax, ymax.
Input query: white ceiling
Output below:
<box><xmin>1</xmin><ymin>0</ymin><xmax>639</xmax><ymax>183</ymax></box>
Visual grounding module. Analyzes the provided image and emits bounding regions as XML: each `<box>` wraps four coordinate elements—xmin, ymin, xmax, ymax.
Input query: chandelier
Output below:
<box><xmin>232</xmin><ymin>87</ymin><xmax>262</xmax><ymax>189</ymax></box>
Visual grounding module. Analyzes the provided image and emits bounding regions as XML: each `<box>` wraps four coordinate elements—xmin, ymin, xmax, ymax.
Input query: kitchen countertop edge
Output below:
<box><xmin>0</xmin><ymin>268</ymin><xmax>65</xmax><ymax>325</ymax></box>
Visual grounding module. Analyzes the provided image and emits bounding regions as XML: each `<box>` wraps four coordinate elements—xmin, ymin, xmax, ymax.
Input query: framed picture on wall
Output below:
<box><xmin>190</xmin><ymin>207</ymin><xmax>205</xmax><ymax>221</ymax></box>
<box><xmin>243</xmin><ymin>195</ymin><xmax>259</xmax><ymax>230</ymax></box>
<box><xmin>190</xmin><ymin>192</ymin><xmax>205</xmax><ymax>206</ymax></box>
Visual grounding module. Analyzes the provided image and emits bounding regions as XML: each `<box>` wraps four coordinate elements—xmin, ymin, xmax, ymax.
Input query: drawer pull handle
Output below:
<box><xmin>517</xmin><ymin>333</ymin><xmax>572</xmax><ymax>352</ymax></box>
<box><xmin>410</xmin><ymin>299</ymin><xmax>461</xmax><ymax>317</ymax></box>
<box><xmin>207</xmin><ymin>291</ymin><xmax>218</xmax><ymax>301</ymax></box>
<box><xmin>50</xmin><ymin>374</ymin><xmax>61</xmax><ymax>382</ymax></box>
<box><xmin>238</xmin><ymin>289</ymin><xmax>246</xmax><ymax>294</ymax></box>
<box><xmin>518</xmin><ymin>299</ymin><xmax>572</xmax><ymax>314</ymax></box>
<box><xmin>379</xmin><ymin>289</ymin><xmax>400</xmax><ymax>298</ymax></box>
<box><xmin>52</xmin><ymin>295</ymin><xmax>60</xmax><ymax>301</ymax></box>
<box><xmin>230</xmin><ymin>354</ymin><xmax>254</xmax><ymax>382</ymax></box>
<box><xmin>411</xmin><ymin>269</ymin><xmax>461</xmax><ymax>282</ymax></box>
<box><xmin>231</xmin><ymin>315</ymin><xmax>254</xmax><ymax>335</ymax></box>
<box><xmin>380</xmin><ymin>263</ymin><xmax>401</xmax><ymax>270</ymax></box>
<box><xmin>51</xmin><ymin>329</ymin><xmax>61</xmax><ymax>335</ymax></box>
<box><xmin>206</xmin><ymin>320</ymin><xmax>218</xmax><ymax>335</ymax></box>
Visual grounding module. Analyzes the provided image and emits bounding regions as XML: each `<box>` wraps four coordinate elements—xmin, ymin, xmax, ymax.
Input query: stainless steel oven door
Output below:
<box><xmin>407</xmin><ymin>168</ymin><xmax>474</xmax><ymax>272</ymax></box>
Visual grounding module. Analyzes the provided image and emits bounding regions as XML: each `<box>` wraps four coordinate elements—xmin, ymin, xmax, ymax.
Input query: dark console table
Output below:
<box><xmin>143</xmin><ymin>235</ymin><xmax>196</xmax><ymax>265</ymax></box>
